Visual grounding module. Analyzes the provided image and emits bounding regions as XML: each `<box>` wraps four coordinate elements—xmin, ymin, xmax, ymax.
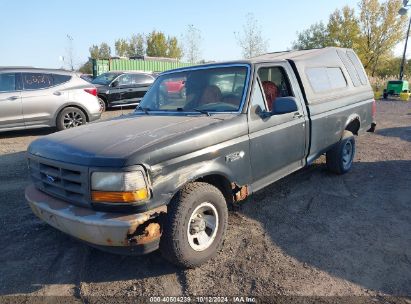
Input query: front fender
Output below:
<box><xmin>147</xmin><ymin>137</ymin><xmax>252</xmax><ymax>206</ymax></box>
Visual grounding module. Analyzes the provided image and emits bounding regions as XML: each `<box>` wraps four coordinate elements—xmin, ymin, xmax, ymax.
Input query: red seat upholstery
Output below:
<box><xmin>261</xmin><ymin>81</ymin><xmax>279</xmax><ymax>111</ymax></box>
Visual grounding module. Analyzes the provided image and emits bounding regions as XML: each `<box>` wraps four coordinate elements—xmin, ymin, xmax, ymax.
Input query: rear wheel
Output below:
<box><xmin>160</xmin><ymin>182</ymin><xmax>228</xmax><ymax>268</ymax></box>
<box><xmin>56</xmin><ymin>107</ymin><xmax>87</xmax><ymax>131</ymax></box>
<box><xmin>326</xmin><ymin>131</ymin><xmax>355</xmax><ymax>174</ymax></box>
<box><xmin>98</xmin><ymin>98</ymin><xmax>106</xmax><ymax>112</ymax></box>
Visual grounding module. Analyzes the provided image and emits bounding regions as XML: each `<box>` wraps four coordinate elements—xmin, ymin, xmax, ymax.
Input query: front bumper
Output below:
<box><xmin>25</xmin><ymin>185</ymin><xmax>166</xmax><ymax>255</ymax></box>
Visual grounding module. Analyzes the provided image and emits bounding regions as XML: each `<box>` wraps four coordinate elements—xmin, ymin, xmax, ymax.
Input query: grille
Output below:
<box><xmin>28</xmin><ymin>155</ymin><xmax>90</xmax><ymax>207</ymax></box>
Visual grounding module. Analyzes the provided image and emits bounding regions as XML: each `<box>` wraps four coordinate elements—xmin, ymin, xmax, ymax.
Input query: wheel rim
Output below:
<box><xmin>342</xmin><ymin>140</ymin><xmax>353</xmax><ymax>170</ymax></box>
<box><xmin>63</xmin><ymin>111</ymin><xmax>84</xmax><ymax>129</ymax></box>
<box><xmin>98</xmin><ymin>98</ymin><xmax>105</xmax><ymax>112</ymax></box>
<box><xmin>187</xmin><ymin>202</ymin><xmax>219</xmax><ymax>252</ymax></box>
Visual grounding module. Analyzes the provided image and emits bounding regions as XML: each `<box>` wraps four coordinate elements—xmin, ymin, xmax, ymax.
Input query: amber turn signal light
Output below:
<box><xmin>91</xmin><ymin>189</ymin><xmax>149</xmax><ymax>203</ymax></box>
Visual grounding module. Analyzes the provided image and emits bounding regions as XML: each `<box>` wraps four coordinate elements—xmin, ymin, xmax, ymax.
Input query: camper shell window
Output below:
<box><xmin>306</xmin><ymin>67</ymin><xmax>347</xmax><ymax>93</ymax></box>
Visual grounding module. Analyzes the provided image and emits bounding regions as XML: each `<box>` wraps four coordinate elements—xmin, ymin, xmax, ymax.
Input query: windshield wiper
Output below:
<box><xmin>192</xmin><ymin>108</ymin><xmax>211</xmax><ymax>116</ymax></box>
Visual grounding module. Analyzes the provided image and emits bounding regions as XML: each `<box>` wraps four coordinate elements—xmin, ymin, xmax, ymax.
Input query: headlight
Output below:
<box><xmin>91</xmin><ymin>171</ymin><xmax>149</xmax><ymax>203</ymax></box>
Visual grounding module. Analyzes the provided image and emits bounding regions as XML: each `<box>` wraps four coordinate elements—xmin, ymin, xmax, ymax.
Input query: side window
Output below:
<box><xmin>132</xmin><ymin>74</ymin><xmax>153</xmax><ymax>85</ymax></box>
<box><xmin>117</xmin><ymin>74</ymin><xmax>132</xmax><ymax>86</ymax></box>
<box><xmin>346</xmin><ymin>50</ymin><xmax>368</xmax><ymax>85</ymax></box>
<box><xmin>306</xmin><ymin>67</ymin><xmax>347</xmax><ymax>93</ymax></box>
<box><xmin>52</xmin><ymin>74</ymin><xmax>71</xmax><ymax>86</ymax></box>
<box><xmin>337</xmin><ymin>49</ymin><xmax>361</xmax><ymax>87</ymax></box>
<box><xmin>22</xmin><ymin>73</ymin><xmax>53</xmax><ymax>90</ymax></box>
<box><xmin>258</xmin><ymin>66</ymin><xmax>293</xmax><ymax>111</ymax></box>
<box><xmin>0</xmin><ymin>73</ymin><xmax>16</xmax><ymax>92</ymax></box>
<box><xmin>250</xmin><ymin>79</ymin><xmax>267</xmax><ymax>115</ymax></box>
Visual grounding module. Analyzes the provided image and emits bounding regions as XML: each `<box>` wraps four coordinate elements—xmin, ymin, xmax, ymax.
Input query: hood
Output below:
<box><xmin>28</xmin><ymin>114</ymin><xmax>237</xmax><ymax>167</ymax></box>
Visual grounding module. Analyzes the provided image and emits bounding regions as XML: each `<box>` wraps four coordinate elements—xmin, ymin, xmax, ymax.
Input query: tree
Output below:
<box><xmin>292</xmin><ymin>0</ymin><xmax>407</xmax><ymax>77</ymax></box>
<box><xmin>167</xmin><ymin>36</ymin><xmax>183</xmax><ymax>59</ymax></box>
<box><xmin>292</xmin><ymin>22</ymin><xmax>331</xmax><ymax>50</ymax></box>
<box><xmin>327</xmin><ymin>6</ymin><xmax>361</xmax><ymax>48</ymax></box>
<box><xmin>235</xmin><ymin>13</ymin><xmax>268</xmax><ymax>58</ymax></box>
<box><xmin>78</xmin><ymin>61</ymin><xmax>92</xmax><ymax>74</ymax></box>
<box><xmin>128</xmin><ymin>34</ymin><xmax>145</xmax><ymax>57</ymax></box>
<box><xmin>357</xmin><ymin>0</ymin><xmax>407</xmax><ymax>76</ymax></box>
<box><xmin>184</xmin><ymin>24</ymin><xmax>202</xmax><ymax>63</ymax></box>
<box><xmin>146</xmin><ymin>31</ymin><xmax>168</xmax><ymax>57</ymax></box>
<box><xmin>89</xmin><ymin>42</ymin><xmax>111</xmax><ymax>59</ymax></box>
<box><xmin>114</xmin><ymin>38</ymin><xmax>129</xmax><ymax>57</ymax></box>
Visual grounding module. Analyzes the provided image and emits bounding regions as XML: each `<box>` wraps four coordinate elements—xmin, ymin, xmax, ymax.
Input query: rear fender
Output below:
<box><xmin>342</xmin><ymin>113</ymin><xmax>361</xmax><ymax>137</ymax></box>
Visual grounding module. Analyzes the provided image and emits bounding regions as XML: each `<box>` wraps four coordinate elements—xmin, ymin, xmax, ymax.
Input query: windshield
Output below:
<box><xmin>138</xmin><ymin>65</ymin><xmax>249</xmax><ymax>113</ymax></box>
<box><xmin>92</xmin><ymin>72</ymin><xmax>121</xmax><ymax>85</ymax></box>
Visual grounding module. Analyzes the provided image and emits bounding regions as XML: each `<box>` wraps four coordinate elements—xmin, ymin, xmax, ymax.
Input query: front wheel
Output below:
<box><xmin>56</xmin><ymin>107</ymin><xmax>87</xmax><ymax>131</ymax></box>
<box><xmin>326</xmin><ymin>131</ymin><xmax>356</xmax><ymax>174</ymax></box>
<box><xmin>160</xmin><ymin>182</ymin><xmax>228</xmax><ymax>268</ymax></box>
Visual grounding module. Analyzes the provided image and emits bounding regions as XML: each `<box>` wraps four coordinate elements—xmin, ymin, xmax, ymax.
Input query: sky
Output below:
<box><xmin>0</xmin><ymin>0</ymin><xmax>406</xmax><ymax>69</ymax></box>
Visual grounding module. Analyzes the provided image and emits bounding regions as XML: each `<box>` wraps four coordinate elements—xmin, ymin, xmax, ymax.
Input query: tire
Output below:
<box><xmin>160</xmin><ymin>182</ymin><xmax>228</xmax><ymax>268</ymax></box>
<box><xmin>56</xmin><ymin>107</ymin><xmax>87</xmax><ymax>131</ymax></box>
<box><xmin>98</xmin><ymin>98</ymin><xmax>107</xmax><ymax>112</ymax></box>
<box><xmin>326</xmin><ymin>131</ymin><xmax>356</xmax><ymax>174</ymax></box>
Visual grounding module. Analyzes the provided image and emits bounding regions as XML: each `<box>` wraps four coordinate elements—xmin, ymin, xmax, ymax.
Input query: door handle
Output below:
<box><xmin>293</xmin><ymin>112</ymin><xmax>303</xmax><ymax>119</ymax></box>
<box><xmin>53</xmin><ymin>91</ymin><xmax>62</xmax><ymax>96</ymax></box>
<box><xmin>7</xmin><ymin>96</ymin><xmax>18</xmax><ymax>100</ymax></box>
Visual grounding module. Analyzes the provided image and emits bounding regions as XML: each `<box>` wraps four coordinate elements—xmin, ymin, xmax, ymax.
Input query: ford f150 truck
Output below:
<box><xmin>26</xmin><ymin>47</ymin><xmax>376</xmax><ymax>267</ymax></box>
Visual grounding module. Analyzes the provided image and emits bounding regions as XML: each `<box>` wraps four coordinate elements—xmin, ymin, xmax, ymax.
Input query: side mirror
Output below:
<box><xmin>111</xmin><ymin>80</ymin><xmax>119</xmax><ymax>88</ymax></box>
<box><xmin>272</xmin><ymin>97</ymin><xmax>298</xmax><ymax>115</ymax></box>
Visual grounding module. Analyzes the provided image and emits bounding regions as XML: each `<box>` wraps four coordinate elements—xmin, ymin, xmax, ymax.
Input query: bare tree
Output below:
<box><xmin>235</xmin><ymin>13</ymin><xmax>268</xmax><ymax>58</ymax></box>
<box><xmin>184</xmin><ymin>24</ymin><xmax>202</xmax><ymax>63</ymax></box>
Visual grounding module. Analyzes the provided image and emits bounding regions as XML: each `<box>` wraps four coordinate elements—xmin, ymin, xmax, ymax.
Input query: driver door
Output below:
<box><xmin>114</xmin><ymin>74</ymin><xmax>134</xmax><ymax>105</ymax></box>
<box><xmin>248</xmin><ymin>64</ymin><xmax>308</xmax><ymax>191</ymax></box>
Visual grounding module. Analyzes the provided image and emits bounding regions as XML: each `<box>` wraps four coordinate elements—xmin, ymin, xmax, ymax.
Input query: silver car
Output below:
<box><xmin>0</xmin><ymin>67</ymin><xmax>101</xmax><ymax>132</ymax></box>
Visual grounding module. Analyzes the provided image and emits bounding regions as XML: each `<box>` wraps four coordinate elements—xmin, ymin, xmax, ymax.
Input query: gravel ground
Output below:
<box><xmin>0</xmin><ymin>102</ymin><xmax>410</xmax><ymax>303</ymax></box>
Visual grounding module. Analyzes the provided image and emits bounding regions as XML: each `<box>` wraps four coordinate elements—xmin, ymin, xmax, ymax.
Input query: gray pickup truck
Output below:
<box><xmin>26</xmin><ymin>47</ymin><xmax>376</xmax><ymax>267</ymax></box>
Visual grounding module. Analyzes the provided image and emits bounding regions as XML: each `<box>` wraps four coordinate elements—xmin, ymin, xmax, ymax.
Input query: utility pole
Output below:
<box><xmin>399</xmin><ymin>0</ymin><xmax>411</xmax><ymax>80</ymax></box>
<box><xmin>66</xmin><ymin>34</ymin><xmax>74</xmax><ymax>71</ymax></box>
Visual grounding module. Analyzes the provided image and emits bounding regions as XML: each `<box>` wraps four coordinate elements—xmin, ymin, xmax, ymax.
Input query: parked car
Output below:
<box><xmin>92</xmin><ymin>71</ymin><xmax>155</xmax><ymax>111</ymax></box>
<box><xmin>79</xmin><ymin>74</ymin><xmax>94</xmax><ymax>83</ymax></box>
<box><xmin>164</xmin><ymin>78</ymin><xmax>186</xmax><ymax>97</ymax></box>
<box><xmin>26</xmin><ymin>47</ymin><xmax>376</xmax><ymax>267</ymax></box>
<box><xmin>0</xmin><ymin>67</ymin><xmax>101</xmax><ymax>132</ymax></box>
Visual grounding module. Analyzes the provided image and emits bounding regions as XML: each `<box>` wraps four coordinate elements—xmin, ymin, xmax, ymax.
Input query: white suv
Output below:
<box><xmin>0</xmin><ymin>67</ymin><xmax>101</xmax><ymax>132</ymax></box>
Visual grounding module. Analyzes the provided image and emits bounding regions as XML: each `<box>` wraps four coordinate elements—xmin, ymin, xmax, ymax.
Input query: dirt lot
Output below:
<box><xmin>0</xmin><ymin>102</ymin><xmax>410</xmax><ymax>303</ymax></box>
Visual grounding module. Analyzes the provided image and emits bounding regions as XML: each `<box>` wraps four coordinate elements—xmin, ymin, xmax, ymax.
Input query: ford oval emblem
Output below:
<box><xmin>46</xmin><ymin>175</ymin><xmax>55</xmax><ymax>183</ymax></box>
